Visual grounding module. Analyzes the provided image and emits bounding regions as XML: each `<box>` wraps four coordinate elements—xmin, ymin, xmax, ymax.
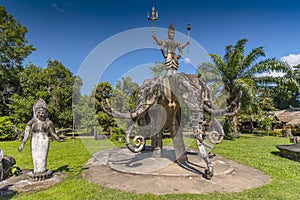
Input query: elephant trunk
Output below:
<box><xmin>125</xmin><ymin>121</ymin><xmax>145</xmax><ymax>153</ymax></box>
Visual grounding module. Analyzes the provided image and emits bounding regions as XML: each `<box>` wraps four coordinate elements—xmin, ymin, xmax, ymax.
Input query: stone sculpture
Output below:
<box><xmin>100</xmin><ymin>72</ymin><xmax>241</xmax><ymax>179</ymax></box>
<box><xmin>18</xmin><ymin>99</ymin><xmax>63</xmax><ymax>181</ymax></box>
<box><xmin>0</xmin><ymin>149</ymin><xmax>17</xmax><ymax>181</ymax></box>
<box><xmin>152</xmin><ymin>22</ymin><xmax>190</xmax><ymax>76</ymax></box>
<box><xmin>99</xmin><ymin>7</ymin><xmax>242</xmax><ymax>179</ymax></box>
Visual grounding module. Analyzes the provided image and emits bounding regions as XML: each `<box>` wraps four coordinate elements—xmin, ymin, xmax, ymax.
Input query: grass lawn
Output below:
<box><xmin>0</xmin><ymin>135</ymin><xmax>299</xmax><ymax>200</ymax></box>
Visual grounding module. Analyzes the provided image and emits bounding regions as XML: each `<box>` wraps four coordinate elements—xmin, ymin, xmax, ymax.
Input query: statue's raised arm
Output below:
<box><xmin>153</xmin><ymin>22</ymin><xmax>190</xmax><ymax>75</ymax></box>
<box><xmin>152</xmin><ymin>34</ymin><xmax>163</xmax><ymax>46</ymax></box>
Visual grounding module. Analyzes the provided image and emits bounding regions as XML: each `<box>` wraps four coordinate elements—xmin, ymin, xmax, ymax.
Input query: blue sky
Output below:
<box><xmin>2</xmin><ymin>0</ymin><xmax>300</xmax><ymax>92</ymax></box>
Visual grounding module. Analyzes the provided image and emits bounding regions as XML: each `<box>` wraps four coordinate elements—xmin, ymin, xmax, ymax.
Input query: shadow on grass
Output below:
<box><xmin>271</xmin><ymin>151</ymin><xmax>281</xmax><ymax>157</ymax></box>
<box><xmin>0</xmin><ymin>184</ymin><xmax>17</xmax><ymax>199</ymax></box>
<box><xmin>271</xmin><ymin>150</ymin><xmax>300</xmax><ymax>162</ymax></box>
<box><xmin>54</xmin><ymin>165</ymin><xmax>70</xmax><ymax>173</ymax></box>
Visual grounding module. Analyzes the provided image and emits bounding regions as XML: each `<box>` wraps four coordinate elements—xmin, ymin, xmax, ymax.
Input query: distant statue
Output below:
<box><xmin>152</xmin><ymin>22</ymin><xmax>190</xmax><ymax>75</ymax></box>
<box><xmin>18</xmin><ymin>99</ymin><xmax>63</xmax><ymax>181</ymax></box>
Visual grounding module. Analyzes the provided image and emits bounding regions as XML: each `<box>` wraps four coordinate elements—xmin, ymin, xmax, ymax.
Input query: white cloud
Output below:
<box><xmin>51</xmin><ymin>3</ymin><xmax>65</xmax><ymax>13</ymax></box>
<box><xmin>281</xmin><ymin>53</ymin><xmax>300</xmax><ymax>67</ymax></box>
<box><xmin>256</xmin><ymin>71</ymin><xmax>285</xmax><ymax>78</ymax></box>
<box><xmin>183</xmin><ymin>57</ymin><xmax>191</xmax><ymax>64</ymax></box>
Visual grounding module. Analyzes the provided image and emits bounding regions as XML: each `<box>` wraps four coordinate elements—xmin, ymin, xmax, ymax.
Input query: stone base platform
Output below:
<box><xmin>276</xmin><ymin>143</ymin><xmax>300</xmax><ymax>161</ymax></box>
<box><xmin>0</xmin><ymin>169</ymin><xmax>65</xmax><ymax>197</ymax></box>
<box><xmin>82</xmin><ymin>146</ymin><xmax>271</xmax><ymax>195</ymax></box>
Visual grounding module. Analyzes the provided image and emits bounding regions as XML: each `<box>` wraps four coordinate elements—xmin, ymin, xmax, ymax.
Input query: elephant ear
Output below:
<box><xmin>0</xmin><ymin>149</ymin><xmax>3</xmax><ymax>160</ymax></box>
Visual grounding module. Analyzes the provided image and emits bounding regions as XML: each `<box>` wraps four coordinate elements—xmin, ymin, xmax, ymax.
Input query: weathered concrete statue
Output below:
<box><xmin>153</xmin><ymin>22</ymin><xmax>190</xmax><ymax>108</ymax></box>
<box><xmin>99</xmin><ymin>20</ymin><xmax>242</xmax><ymax>179</ymax></box>
<box><xmin>0</xmin><ymin>149</ymin><xmax>17</xmax><ymax>181</ymax></box>
<box><xmin>18</xmin><ymin>99</ymin><xmax>63</xmax><ymax>181</ymax></box>
<box><xmin>152</xmin><ymin>22</ymin><xmax>190</xmax><ymax>75</ymax></box>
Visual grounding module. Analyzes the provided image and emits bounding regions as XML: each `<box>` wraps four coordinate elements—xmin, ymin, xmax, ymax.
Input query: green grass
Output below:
<box><xmin>1</xmin><ymin>135</ymin><xmax>300</xmax><ymax>199</ymax></box>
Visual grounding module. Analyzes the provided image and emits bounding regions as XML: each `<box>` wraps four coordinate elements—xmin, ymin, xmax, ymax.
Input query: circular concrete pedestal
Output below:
<box><xmin>82</xmin><ymin>146</ymin><xmax>271</xmax><ymax>194</ymax></box>
<box><xmin>106</xmin><ymin>146</ymin><xmax>233</xmax><ymax>177</ymax></box>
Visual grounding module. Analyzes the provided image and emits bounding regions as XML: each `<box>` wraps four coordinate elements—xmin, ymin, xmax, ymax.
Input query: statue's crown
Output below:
<box><xmin>33</xmin><ymin>99</ymin><xmax>48</xmax><ymax>111</ymax></box>
<box><xmin>168</xmin><ymin>22</ymin><xmax>175</xmax><ymax>31</ymax></box>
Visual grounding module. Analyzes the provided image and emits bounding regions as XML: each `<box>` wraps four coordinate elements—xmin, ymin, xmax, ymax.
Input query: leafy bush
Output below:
<box><xmin>252</xmin><ymin>129</ymin><xmax>282</xmax><ymax>137</ymax></box>
<box><xmin>258</xmin><ymin>118</ymin><xmax>272</xmax><ymax>131</ymax></box>
<box><xmin>109</xmin><ymin>127</ymin><xmax>125</xmax><ymax>142</ymax></box>
<box><xmin>0</xmin><ymin>116</ymin><xmax>17</xmax><ymax>141</ymax></box>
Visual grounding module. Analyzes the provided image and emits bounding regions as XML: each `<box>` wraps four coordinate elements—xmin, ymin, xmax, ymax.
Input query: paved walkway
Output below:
<box><xmin>82</xmin><ymin>146</ymin><xmax>271</xmax><ymax>195</ymax></box>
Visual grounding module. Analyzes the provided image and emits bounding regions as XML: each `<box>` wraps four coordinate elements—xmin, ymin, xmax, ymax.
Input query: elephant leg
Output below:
<box><xmin>196</xmin><ymin>139</ymin><xmax>213</xmax><ymax>179</ymax></box>
<box><xmin>191</xmin><ymin>110</ymin><xmax>213</xmax><ymax>179</ymax></box>
<box><xmin>151</xmin><ymin>130</ymin><xmax>163</xmax><ymax>158</ymax></box>
<box><xmin>171</xmin><ymin>118</ymin><xmax>187</xmax><ymax>163</ymax></box>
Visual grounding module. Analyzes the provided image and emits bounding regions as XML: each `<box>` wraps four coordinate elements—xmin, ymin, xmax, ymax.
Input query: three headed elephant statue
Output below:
<box><xmin>98</xmin><ymin>72</ymin><xmax>242</xmax><ymax>179</ymax></box>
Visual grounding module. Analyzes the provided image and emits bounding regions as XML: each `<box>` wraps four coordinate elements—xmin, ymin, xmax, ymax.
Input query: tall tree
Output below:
<box><xmin>115</xmin><ymin>77</ymin><xmax>139</xmax><ymax>110</ymax></box>
<box><xmin>73</xmin><ymin>94</ymin><xmax>97</xmax><ymax>133</ymax></box>
<box><xmin>9</xmin><ymin>60</ymin><xmax>80</xmax><ymax>128</ymax></box>
<box><xmin>94</xmin><ymin>82</ymin><xmax>117</xmax><ymax>134</ymax></box>
<box><xmin>94</xmin><ymin>79</ymin><xmax>139</xmax><ymax>140</ymax></box>
<box><xmin>208</xmin><ymin>38</ymin><xmax>296</xmax><ymax>137</ymax></box>
<box><xmin>0</xmin><ymin>6</ymin><xmax>35</xmax><ymax>115</ymax></box>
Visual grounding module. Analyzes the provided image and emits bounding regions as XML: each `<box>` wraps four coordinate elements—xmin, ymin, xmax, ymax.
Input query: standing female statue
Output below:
<box><xmin>18</xmin><ymin>99</ymin><xmax>63</xmax><ymax>180</ymax></box>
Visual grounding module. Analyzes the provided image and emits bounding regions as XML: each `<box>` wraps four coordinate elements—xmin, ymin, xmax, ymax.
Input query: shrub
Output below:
<box><xmin>252</xmin><ymin>129</ymin><xmax>282</xmax><ymax>137</ymax></box>
<box><xmin>0</xmin><ymin>116</ymin><xmax>17</xmax><ymax>141</ymax></box>
<box><xmin>258</xmin><ymin>118</ymin><xmax>272</xmax><ymax>131</ymax></box>
<box><xmin>109</xmin><ymin>127</ymin><xmax>125</xmax><ymax>142</ymax></box>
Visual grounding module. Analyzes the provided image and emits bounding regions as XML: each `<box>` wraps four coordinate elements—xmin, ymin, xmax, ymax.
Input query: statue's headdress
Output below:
<box><xmin>33</xmin><ymin>99</ymin><xmax>48</xmax><ymax>117</ymax></box>
<box><xmin>168</xmin><ymin>21</ymin><xmax>175</xmax><ymax>31</ymax></box>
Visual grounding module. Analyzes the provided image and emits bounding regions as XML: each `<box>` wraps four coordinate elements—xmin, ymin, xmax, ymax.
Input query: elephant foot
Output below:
<box><xmin>175</xmin><ymin>153</ymin><xmax>188</xmax><ymax>163</ymax></box>
<box><xmin>152</xmin><ymin>148</ymin><xmax>162</xmax><ymax>158</ymax></box>
<box><xmin>204</xmin><ymin>166</ymin><xmax>213</xmax><ymax>180</ymax></box>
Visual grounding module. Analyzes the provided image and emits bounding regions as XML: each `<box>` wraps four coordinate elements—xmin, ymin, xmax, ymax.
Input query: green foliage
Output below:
<box><xmin>258</xmin><ymin>117</ymin><xmax>272</xmax><ymax>131</ymax></box>
<box><xmin>252</xmin><ymin>130</ymin><xmax>283</xmax><ymax>136</ymax></box>
<box><xmin>206</xmin><ymin>38</ymin><xmax>297</xmax><ymax>137</ymax></box>
<box><xmin>149</xmin><ymin>62</ymin><xmax>166</xmax><ymax>76</ymax></box>
<box><xmin>0</xmin><ymin>116</ymin><xmax>16</xmax><ymax>140</ymax></box>
<box><xmin>115</xmin><ymin>77</ymin><xmax>138</xmax><ymax>111</ymax></box>
<box><xmin>0</xmin><ymin>6</ymin><xmax>35</xmax><ymax>69</ymax></box>
<box><xmin>0</xmin><ymin>6</ymin><xmax>36</xmax><ymax>116</ymax></box>
<box><xmin>109</xmin><ymin>127</ymin><xmax>125</xmax><ymax>142</ymax></box>
<box><xmin>94</xmin><ymin>82</ymin><xmax>116</xmax><ymax>133</ymax></box>
<box><xmin>9</xmin><ymin>60</ymin><xmax>81</xmax><ymax>128</ymax></box>
<box><xmin>73</xmin><ymin>94</ymin><xmax>97</xmax><ymax>133</ymax></box>
<box><xmin>94</xmin><ymin>79</ymin><xmax>139</xmax><ymax>141</ymax></box>
<box><xmin>272</xmin><ymin>64</ymin><xmax>300</xmax><ymax>109</ymax></box>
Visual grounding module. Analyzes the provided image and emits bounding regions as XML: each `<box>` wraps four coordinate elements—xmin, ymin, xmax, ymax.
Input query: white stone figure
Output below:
<box><xmin>18</xmin><ymin>99</ymin><xmax>63</xmax><ymax>180</ymax></box>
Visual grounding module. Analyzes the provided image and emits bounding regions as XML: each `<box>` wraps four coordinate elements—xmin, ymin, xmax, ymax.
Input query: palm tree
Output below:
<box><xmin>206</xmin><ymin>38</ymin><xmax>296</xmax><ymax>137</ymax></box>
<box><xmin>272</xmin><ymin>64</ymin><xmax>300</xmax><ymax>109</ymax></box>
